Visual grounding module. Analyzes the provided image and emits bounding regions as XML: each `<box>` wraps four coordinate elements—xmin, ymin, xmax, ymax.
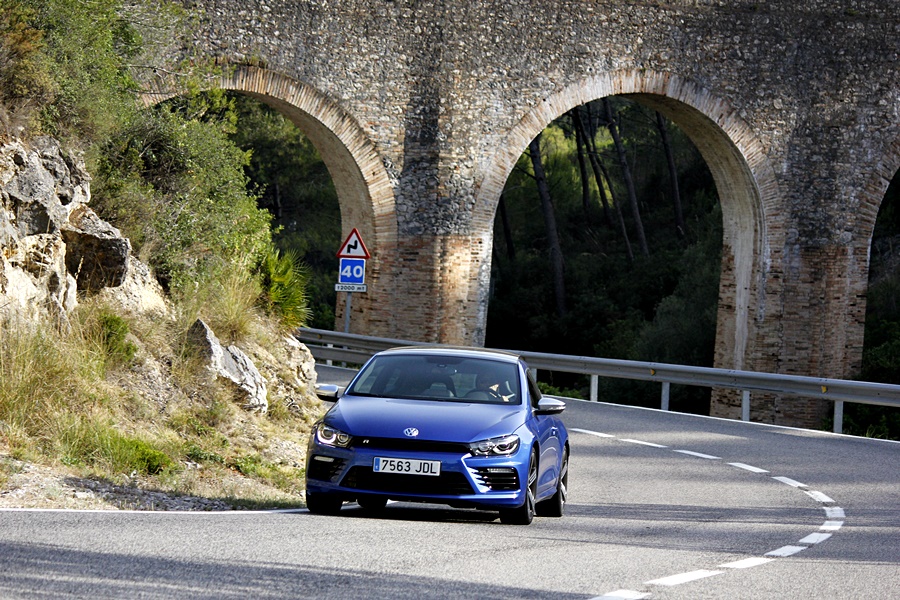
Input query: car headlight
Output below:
<box><xmin>468</xmin><ymin>434</ymin><xmax>520</xmax><ymax>456</ymax></box>
<box><xmin>315</xmin><ymin>422</ymin><xmax>352</xmax><ymax>448</ymax></box>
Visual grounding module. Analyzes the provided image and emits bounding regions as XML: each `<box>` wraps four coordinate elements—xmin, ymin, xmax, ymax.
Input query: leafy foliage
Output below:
<box><xmin>258</xmin><ymin>247</ymin><xmax>311</xmax><ymax>330</ymax></box>
<box><xmin>93</xmin><ymin>103</ymin><xmax>273</xmax><ymax>295</ymax></box>
<box><xmin>227</xmin><ymin>94</ymin><xmax>341</xmax><ymax>329</ymax></box>
<box><xmin>0</xmin><ymin>1</ymin><xmax>319</xmax><ymax>501</ymax></box>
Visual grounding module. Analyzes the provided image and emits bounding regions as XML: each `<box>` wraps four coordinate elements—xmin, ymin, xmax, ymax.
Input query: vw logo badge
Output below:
<box><xmin>403</xmin><ymin>427</ymin><xmax>419</xmax><ymax>437</ymax></box>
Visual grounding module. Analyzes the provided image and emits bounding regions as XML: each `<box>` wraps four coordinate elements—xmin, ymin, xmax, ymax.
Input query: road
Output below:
<box><xmin>1</xmin><ymin>375</ymin><xmax>898</xmax><ymax>598</ymax></box>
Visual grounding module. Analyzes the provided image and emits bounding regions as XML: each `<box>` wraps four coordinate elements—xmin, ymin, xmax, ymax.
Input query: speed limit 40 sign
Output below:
<box><xmin>336</xmin><ymin>257</ymin><xmax>367</xmax><ymax>292</ymax></box>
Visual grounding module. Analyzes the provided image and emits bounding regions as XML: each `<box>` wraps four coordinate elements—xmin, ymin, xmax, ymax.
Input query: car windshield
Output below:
<box><xmin>346</xmin><ymin>354</ymin><xmax>522</xmax><ymax>404</ymax></box>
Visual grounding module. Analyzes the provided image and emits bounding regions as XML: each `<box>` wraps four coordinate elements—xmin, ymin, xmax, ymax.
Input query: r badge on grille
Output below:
<box><xmin>403</xmin><ymin>427</ymin><xmax>419</xmax><ymax>437</ymax></box>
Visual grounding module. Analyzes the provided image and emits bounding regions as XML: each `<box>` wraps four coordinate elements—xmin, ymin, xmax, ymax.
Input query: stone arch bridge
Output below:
<box><xmin>143</xmin><ymin>0</ymin><xmax>899</xmax><ymax>427</ymax></box>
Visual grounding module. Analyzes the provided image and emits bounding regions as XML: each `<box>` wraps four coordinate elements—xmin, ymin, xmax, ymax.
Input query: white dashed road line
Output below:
<box><xmin>772</xmin><ymin>476</ymin><xmax>807</xmax><ymax>488</ymax></box>
<box><xmin>645</xmin><ymin>569</ymin><xmax>723</xmax><ymax>586</ymax></box>
<box><xmin>620</xmin><ymin>439</ymin><xmax>668</xmax><ymax>448</ymax></box>
<box><xmin>805</xmin><ymin>490</ymin><xmax>835</xmax><ymax>503</ymax></box>
<box><xmin>672</xmin><ymin>450</ymin><xmax>720</xmax><ymax>460</ymax></box>
<box><xmin>728</xmin><ymin>462</ymin><xmax>769</xmax><ymax>473</ymax></box>
<box><xmin>573</xmin><ymin>429</ymin><xmax>844</xmax><ymax>600</ymax></box>
<box><xmin>765</xmin><ymin>545</ymin><xmax>808</xmax><ymax>557</ymax></box>
<box><xmin>718</xmin><ymin>557</ymin><xmax>774</xmax><ymax>569</ymax></box>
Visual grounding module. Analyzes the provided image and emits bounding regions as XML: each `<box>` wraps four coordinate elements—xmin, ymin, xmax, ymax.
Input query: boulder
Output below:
<box><xmin>187</xmin><ymin>319</ymin><xmax>269</xmax><ymax>413</ymax></box>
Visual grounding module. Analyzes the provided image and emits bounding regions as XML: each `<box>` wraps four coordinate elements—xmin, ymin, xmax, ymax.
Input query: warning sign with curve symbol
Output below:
<box><xmin>336</xmin><ymin>228</ymin><xmax>371</xmax><ymax>259</ymax></box>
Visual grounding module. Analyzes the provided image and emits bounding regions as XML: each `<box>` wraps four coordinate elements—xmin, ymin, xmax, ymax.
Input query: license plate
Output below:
<box><xmin>373</xmin><ymin>457</ymin><xmax>441</xmax><ymax>477</ymax></box>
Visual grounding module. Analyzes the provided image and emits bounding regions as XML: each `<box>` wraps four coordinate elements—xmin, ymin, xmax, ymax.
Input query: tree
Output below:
<box><xmin>604</xmin><ymin>98</ymin><xmax>649</xmax><ymax>257</ymax></box>
<box><xmin>656</xmin><ymin>111</ymin><xmax>686</xmax><ymax>238</ymax></box>
<box><xmin>529</xmin><ymin>133</ymin><xmax>567</xmax><ymax>317</ymax></box>
<box><xmin>572</xmin><ymin>106</ymin><xmax>614</xmax><ymax>228</ymax></box>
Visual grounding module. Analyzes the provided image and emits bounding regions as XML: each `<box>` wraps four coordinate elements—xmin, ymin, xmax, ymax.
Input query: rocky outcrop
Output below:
<box><xmin>0</xmin><ymin>136</ymin><xmax>132</xmax><ymax>322</ymax></box>
<box><xmin>187</xmin><ymin>319</ymin><xmax>269</xmax><ymax>413</ymax></box>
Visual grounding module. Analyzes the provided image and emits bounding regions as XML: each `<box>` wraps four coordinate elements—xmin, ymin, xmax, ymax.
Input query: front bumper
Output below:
<box><xmin>305</xmin><ymin>440</ymin><xmax>528</xmax><ymax>509</ymax></box>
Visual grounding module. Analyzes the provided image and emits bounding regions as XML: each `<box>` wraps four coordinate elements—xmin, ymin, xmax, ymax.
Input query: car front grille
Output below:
<box><xmin>340</xmin><ymin>467</ymin><xmax>475</xmax><ymax>496</ymax></box>
<box><xmin>349</xmin><ymin>437</ymin><xmax>470</xmax><ymax>455</ymax></box>
<box><xmin>471</xmin><ymin>467</ymin><xmax>519</xmax><ymax>491</ymax></box>
<box><xmin>307</xmin><ymin>455</ymin><xmax>346</xmax><ymax>482</ymax></box>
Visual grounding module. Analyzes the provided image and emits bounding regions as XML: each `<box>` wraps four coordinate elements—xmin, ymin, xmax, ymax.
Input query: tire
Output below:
<box><xmin>306</xmin><ymin>491</ymin><xmax>343</xmax><ymax>515</ymax></box>
<box><xmin>357</xmin><ymin>495</ymin><xmax>388</xmax><ymax>512</ymax></box>
<box><xmin>537</xmin><ymin>447</ymin><xmax>568</xmax><ymax>517</ymax></box>
<box><xmin>500</xmin><ymin>450</ymin><xmax>537</xmax><ymax>525</ymax></box>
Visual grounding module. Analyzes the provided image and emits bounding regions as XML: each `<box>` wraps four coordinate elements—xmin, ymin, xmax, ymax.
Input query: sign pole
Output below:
<box><xmin>343</xmin><ymin>292</ymin><xmax>353</xmax><ymax>333</ymax></box>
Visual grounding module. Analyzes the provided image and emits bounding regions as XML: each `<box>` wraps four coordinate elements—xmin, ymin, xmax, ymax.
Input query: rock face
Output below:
<box><xmin>0</xmin><ymin>136</ymin><xmax>131</xmax><ymax>321</ymax></box>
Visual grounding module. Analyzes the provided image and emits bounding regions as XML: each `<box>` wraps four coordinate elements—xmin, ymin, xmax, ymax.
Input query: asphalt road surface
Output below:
<box><xmin>1</xmin><ymin>383</ymin><xmax>898</xmax><ymax>599</ymax></box>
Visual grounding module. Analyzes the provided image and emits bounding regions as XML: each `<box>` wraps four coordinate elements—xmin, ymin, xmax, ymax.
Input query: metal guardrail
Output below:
<box><xmin>296</xmin><ymin>327</ymin><xmax>900</xmax><ymax>434</ymax></box>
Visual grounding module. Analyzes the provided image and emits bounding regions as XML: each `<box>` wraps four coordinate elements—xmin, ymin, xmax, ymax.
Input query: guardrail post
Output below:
<box><xmin>661</xmin><ymin>381</ymin><xmax>670</xmax><ymax>411</ymax></box>
<box><xmin>590</xmin><ymin>375</ymin><xmax>598</xmax><ymax>402</ymax></box>
<box><xmin>833</xmin><ymin>400</ymin><xmax>844</xmax><ymax>434</ymax></box>
<box><xmin>326</xmin><ymin>343</ymin><xmax>333</xmax><ymax>367</ymax></box>
<box><xmin>741</xmin><ymin>390</ymin><xmax>751</xmax><ymax>421</ymax></box>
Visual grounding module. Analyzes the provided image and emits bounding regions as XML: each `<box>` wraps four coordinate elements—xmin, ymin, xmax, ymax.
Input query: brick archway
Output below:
<box><xmin>140</xmin><ymin>65</ymin><xmax>398</xmax><ymax>335</ymax></box>
<box><xmin>473</xmin><ymin>70</ymin><xmax>780</xmax><ymax>376</ymax></box>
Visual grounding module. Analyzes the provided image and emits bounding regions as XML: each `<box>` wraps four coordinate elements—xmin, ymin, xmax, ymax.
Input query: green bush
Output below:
<box><xmin>259</xmin><ymin>248</ymin><xmax>311</xmax><ymax>330</ymax></box>
<box><xmin>58</xmin><ymin>417</ymin><xmax>172</xmax><ymax>475</ymax></box>
<box><xmin>98</xmin><ymin>312</ymin><xmax>138</xmax><ymax>365</ymax></box>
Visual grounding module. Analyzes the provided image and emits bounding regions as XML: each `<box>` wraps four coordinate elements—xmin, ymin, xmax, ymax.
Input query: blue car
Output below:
<box><xmin>305</xmin><ymin>346</ymin><xmax>569</xmax><ymax>524</ymax></box>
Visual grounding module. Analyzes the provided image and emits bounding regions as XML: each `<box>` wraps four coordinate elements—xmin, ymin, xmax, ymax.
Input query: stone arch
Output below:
<box><xmin>473</xmin><ymin>70</ymin><xmax>781</xmax><ymax>372</ymax></box>
<box><xmin>854</xmin><ymin>135</ymin><xmax>900</xmax><ymax>365</ymax></box>
<box><xmin>140</xmin><ymin>65</ymin><xmax>397</xmax><ymax>333</ymax></box>
<box><xmin>859</xmin><ymin>136</ymin><xmax>900</xmax><ymax>259</ymax></box>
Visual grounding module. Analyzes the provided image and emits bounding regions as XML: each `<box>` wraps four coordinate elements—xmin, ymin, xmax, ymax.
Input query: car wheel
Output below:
<box><xmin>537</xmin><ymin>447</ymin><xmax>568</xmax><ymax>517</ymax></box>
<box><xmin>306</xmin><ymin>491</ymin><xmax>343</xmax><ymax>515</ymax></box>
<box><xmin>357</xmin><ymin>495</ymin><xmax>388</xmax><ymax>512</ymax></box>
<box><xmin>500</xmin><ymin>450</ymin><xmax>537</xmax><ymax>525</ymax></box>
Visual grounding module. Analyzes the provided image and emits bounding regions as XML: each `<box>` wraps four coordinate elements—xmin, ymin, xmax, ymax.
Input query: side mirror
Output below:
<box><xmin>535</xmin><ymin>397</ymin><xmax>566</xmax><ymax>415</ymax></box>
<box><xmin>315</xmin><ymin>384</ymin><xmax>341</xmax><ymax>402</ymax></box>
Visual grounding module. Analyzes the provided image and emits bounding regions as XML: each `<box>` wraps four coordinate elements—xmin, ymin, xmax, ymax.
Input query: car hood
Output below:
<box><xmin>325</xmin><ymin>395</ymin><xmax>525</xmax><ymax>442</ymax></box>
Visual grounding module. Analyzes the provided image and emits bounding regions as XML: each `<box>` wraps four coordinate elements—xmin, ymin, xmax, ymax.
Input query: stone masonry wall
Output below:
<box><xmin>154</xmin><ymin>0</ymin><xmax>900</xmax><ymax>427</ymax></box>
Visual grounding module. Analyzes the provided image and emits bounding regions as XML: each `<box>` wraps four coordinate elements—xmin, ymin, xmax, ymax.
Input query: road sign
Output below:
<box><xmin>338</xmin><ymin>257</ymin><xmax>366</xmax><ymax>285</ymax></box>
<box><xmin>335</xmin><ymin>283</ymin><xmax>367</xmax><ymax>293</ymax></box>
<box><xmin>337</xmin><ymin>228</ymin><xmax>370</xmax><ymax>259</ymax></box>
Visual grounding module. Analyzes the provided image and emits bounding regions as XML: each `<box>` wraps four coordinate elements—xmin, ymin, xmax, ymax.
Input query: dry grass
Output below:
<box><xmin>0</xmin><ymin>295</ymin><xmax>324</xmax><ymax>509</ymax></box>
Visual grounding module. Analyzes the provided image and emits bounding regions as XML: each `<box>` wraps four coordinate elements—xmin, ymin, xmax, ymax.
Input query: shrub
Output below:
<box><xmin>98</xmin><ymin>312</ymin><xmax>138</xmax><ymax>366</ymax></box>
<box><xmin>259</xmin><ymin>247</ymin><xmax>311</xmax><ymax>330</ymax></box>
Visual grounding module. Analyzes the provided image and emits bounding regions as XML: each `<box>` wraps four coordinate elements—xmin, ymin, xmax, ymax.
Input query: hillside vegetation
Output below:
<box><xmin>1</xmin><ymin>0</ymin><xmax>324</xmax><ymax>506</ymax></box>
<box><xmin>1</xmin><ymin>0</ymin><xmax>896</xmax><ymax>508</ymax></box>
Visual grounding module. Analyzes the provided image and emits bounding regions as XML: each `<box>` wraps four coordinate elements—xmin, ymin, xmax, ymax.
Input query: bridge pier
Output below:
<box><xmin>335</xmin><ymin>232</ymin><xmax>491</xmax><ymax>346</ymax></box>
